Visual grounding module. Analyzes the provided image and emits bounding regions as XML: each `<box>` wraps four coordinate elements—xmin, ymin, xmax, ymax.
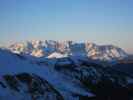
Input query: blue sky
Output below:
<box><xmin>0</xmin><ymin>0</ymin><xmax>133</xmax><ymax>53</ymax></box>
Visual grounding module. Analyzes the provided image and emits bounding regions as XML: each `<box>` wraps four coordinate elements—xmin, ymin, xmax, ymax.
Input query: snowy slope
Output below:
<box><xmin>8</xmin><ymin>40</ymin><xmax>128</xmax><ymax>61</ymax></box>
<box><xmin>47</xmin><ymin>52</ymin><xmax>67</xmax><ymax>59</ymax></box>
<box><xmin>0</xmin><ymin>48</ymin><xmax>133</xmax><ymax>100</ymax></box>
<box><xmin>0</xmin><ymin>49</ymin><xmax>95</xmax><ymax>100</ymax></box>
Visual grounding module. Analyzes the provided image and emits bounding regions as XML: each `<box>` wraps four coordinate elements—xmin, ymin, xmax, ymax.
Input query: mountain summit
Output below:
<box><xmin>8</xmin><ymin>40</ymin><xmax>127</xmax><ymax>61</ymax></box>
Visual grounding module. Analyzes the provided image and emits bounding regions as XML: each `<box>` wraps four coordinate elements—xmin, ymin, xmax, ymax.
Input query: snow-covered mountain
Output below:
<box><xmin>0</xmin><ymin>48</ymin><xmax>133</xmax><ymax>100</ymax></box>
<box><xmin>0</xmin><ymin>49</ymin><xmax>94</xmax><ymax>100</ymax></box>
<box><xmin>8</xmin><ymin>40</ymin><xmax>127</xmax><ymax>61</ymax></box>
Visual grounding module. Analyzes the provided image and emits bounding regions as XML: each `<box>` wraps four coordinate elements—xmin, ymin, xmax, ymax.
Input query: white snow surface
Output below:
<box><xmin>47</xmin><ymin>52</ymin><xmax>67</xmax><ymax>58</ymax></box>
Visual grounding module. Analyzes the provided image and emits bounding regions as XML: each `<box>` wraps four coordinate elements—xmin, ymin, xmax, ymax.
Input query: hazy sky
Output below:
<box><xmin>0</xmin><ymin>0</ymin><xmax>133</xmax><ymax>53</ymax></box>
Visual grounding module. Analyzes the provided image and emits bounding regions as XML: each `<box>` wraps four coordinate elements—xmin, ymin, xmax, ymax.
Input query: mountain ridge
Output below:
<box><xmin>7</xmin><ymin>40</ymin><xmax>128</xmax><ymax>61</ymax></box>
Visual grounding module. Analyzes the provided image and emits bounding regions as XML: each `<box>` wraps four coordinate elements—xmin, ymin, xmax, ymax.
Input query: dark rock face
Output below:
<box><xmin>55</xmin><ymin>58</ymin><xmax>133</xmax><ymax>100</ymax></box>
<box><xmin>112</xmin><ymin>62</ymin><xmax>133</xmax><ymax>76</ymax></box>
<box><xmin>0</xmin><ymin>73</ymin><xmax>64</xmax><ymax>100</ymax></box>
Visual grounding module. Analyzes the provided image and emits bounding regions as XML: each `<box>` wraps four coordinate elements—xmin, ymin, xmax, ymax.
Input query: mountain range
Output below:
<box><xmin>0</xmin><ymin>40</ymin><xmax>133</xmax><ymax>100</ymax></box>
<box><xmin>8</xmin><ymin>40</ymin><xmax>128</xmax><ymax>61</ymax></box>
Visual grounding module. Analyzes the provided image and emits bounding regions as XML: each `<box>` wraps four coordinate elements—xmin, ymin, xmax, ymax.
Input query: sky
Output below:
<box><xmin>0</xmin><ymin>0</ymin><xmax>133</xmax><ymax>53</ymax></box>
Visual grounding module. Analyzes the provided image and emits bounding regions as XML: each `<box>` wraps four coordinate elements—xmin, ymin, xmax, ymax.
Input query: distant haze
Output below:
<box><xmin>0</xmin><ymin>0</ymin><xmax>133</xmax><ymax>53</ymax></box>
